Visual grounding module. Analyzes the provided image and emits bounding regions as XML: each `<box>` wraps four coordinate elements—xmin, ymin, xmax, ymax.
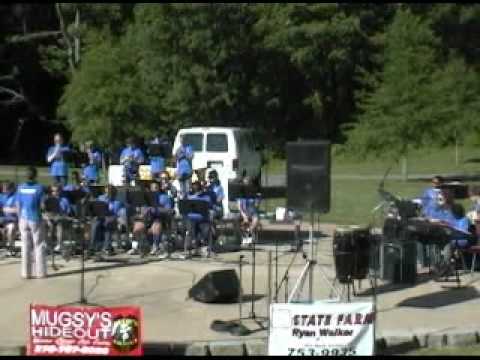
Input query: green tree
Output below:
<box><xmin>343</xmin><ymin>9</ymin><xmax>444</xmax><ymax>162</ymax></box>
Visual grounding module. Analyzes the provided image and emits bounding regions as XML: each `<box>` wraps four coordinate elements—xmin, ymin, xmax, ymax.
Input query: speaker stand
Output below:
<box><xmin>288</xmin><ymin>211</ymin><xmax>341</xmax><ymax>303</ymax></box>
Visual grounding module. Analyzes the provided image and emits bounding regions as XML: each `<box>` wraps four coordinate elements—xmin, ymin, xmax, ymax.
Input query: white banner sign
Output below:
<box><xmin>268</xmin><ymin>301</ymin><xmax>374</xmax><ymax>356</ymax></box>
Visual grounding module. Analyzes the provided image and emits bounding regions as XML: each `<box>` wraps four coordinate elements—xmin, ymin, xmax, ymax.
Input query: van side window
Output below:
<box><xmin>207</xmin><ymin>133</ymin><xmax>228</xmax><ymax>152</ymax></box>
<box><xmin>182</xmin><ymin>133</ymin><xmax>203</xmax><ymax>152</ymax></box>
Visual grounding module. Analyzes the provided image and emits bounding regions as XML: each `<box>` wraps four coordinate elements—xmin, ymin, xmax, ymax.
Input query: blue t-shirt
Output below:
<box><xmin>421</xmin><ymin>187</ymin><xmax>441</xmax><ymax>212</ymax></box>
<box><xmin>149</xmin><ymin>138</ymin><xmax>166</xmax><ymax>174</ymax></box>
<box><xmin>424</xmin><ymin>205</ymin><xmax>456</xmax><ymax>224</ymax></box>
<box><xmin>63</xmin><ymin>184</ymin><xmax>90</xmax><ymax>196</ymax></box>
<box><xmin>47</xmin><ymin>145</ymin><xmax>71</xmax><ymax>177</ymax></box>
<box><xmin>0</xmin><ymin>192</ymin><xmax>18</xmax><ymax>220</ymax></box>
<box><xmin>120</xmin><ymin>147</ymin><xmax>145</xmax><ymax>165</ymax></box>
<box><xmin>186</xmin><ymin>193</ymin><xmax>211</xmax><ymax>222</ymax></box>
<box><xmin>238</xmin><ymin>197</ymin><xmax>261</xmax><ymax>217</ymax></box>
<box><xmin>150</xmin><ymin>156</ymin><xmax>166</xmax><ymax>174</ymax></box>
<box><xmin>147</xmin><ymin>191</ymin><xmax>173</xmax><ymax>219</ymax></box>
<box><xmin>97</xmin><ymin>194</ymin><xmax>125</xmax><ymax>218</ymax></box>
<box><xmin>17</xmin><ymin>182</ymin><xmax>44</xmax><ymax>222</ymax></box>
<box><xmin>176</xmin><ymin>145</ymin><xmax>193</xmax><ymax>178</ymax></box>
<box><xmin>447</xmin><ymin>216</ymin><xmax>471</xmax><ymax>247</ymax></box>
<box><xmin>83</xmin><ymin>150</ymin><xmax>102</xmax><ymax>182</ymax></box>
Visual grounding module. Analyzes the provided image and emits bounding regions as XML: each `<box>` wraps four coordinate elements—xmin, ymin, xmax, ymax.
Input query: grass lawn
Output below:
<box><xmin>260</xmin><ymin>178</ymin><xmax>466</xmax><ymax>226</ymax></box>
<box><xmin>407</xmin><ymin>345</ymin><xmax>480</xmax><ymax>356</ymax></box>
<box><xmin>265</xmin><ymin>145</ymin><xmax>480</xmax><ymax>177</ymax></box>
<box><xmin>261</xmin><ymin>145</ymin><xmax>479</xmax><ymax>224</ymax></box>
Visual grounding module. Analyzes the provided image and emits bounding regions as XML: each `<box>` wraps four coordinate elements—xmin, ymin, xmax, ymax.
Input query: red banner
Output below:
<box><xmin>27</xmin><ymin>305</ymin><xmax>143</xmax><ymax>357</ymax></box>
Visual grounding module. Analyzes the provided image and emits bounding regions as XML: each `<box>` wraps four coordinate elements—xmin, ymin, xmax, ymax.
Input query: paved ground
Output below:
<box><xmin>1</xmin><ymin>222</ymin><xmax>480</xmax><ymax>347</ymax></box>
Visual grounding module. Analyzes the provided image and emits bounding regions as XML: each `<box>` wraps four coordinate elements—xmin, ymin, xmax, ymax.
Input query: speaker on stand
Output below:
<box><xmin>278</xmin><ymin>141</ymin><xmax>341</xmax><ymax>303</ymax></box>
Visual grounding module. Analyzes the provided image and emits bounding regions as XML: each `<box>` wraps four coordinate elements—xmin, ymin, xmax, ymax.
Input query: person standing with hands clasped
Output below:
<box><xmin>175</xmin><ymin>137</ymin><xmax>194</xmax><ymax>199</ymax></box>
<box><xmin>46</xmin><ymin>133</ymin><xmax>71</xmax><ymax>186</ymax></box>
<box><xmin>17</xmin><ymin>167</ymin><xmax>46</xmax><ymax>279</ymax></box>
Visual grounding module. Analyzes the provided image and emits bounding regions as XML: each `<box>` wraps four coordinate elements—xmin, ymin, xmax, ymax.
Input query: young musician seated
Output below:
<box><xmin>130</xmin><ymin>181</ymin><xmax>174</xmax><ymax>257</ymax></box>
<box><xmin>43</xmin><ymin>184</ymin><xmax>73</xmax><ymax>253</ymax></box>
<box><xmin>0</xmin><ymin>182</ymin><xmax>18</xmax><ymax>252</ymax></box>
<box><xmin>159</xmin><ymin>171</ymin><xmax>178</xmax><ymax>208</ymax></box>
<box><xmin>443</xmin><ymin>204</ymin><xmax>472</xmax><ymax>261</ymax></box>
<box><xmin>90</xmin><ymin>185</ymin><xmax>126</xmax><ymax>257</ymax></box>
<box><xmin>237</xmin><ymin>176</ymin><xmax>261</xmax><ymax>246</ymax></box>
<box><xmin>62</xmin><ymin>171</ymin><xmax>90</xmax><ymax>216</ymax></box>
<box><xmin>184</xmin><ymin>181</ymin><xmax>213</xmax><ymax>257</ymax></box>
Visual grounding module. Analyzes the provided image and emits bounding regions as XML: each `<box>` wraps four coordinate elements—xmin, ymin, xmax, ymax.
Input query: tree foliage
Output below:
<box><xmin>343</xmin><ymin>8</ymin><xmax>480</xmax><ymax>160</ymax></box>
<box><xmin>1</xmin><ymin>4</ymin><xmax>480</xmax><ymax>162</ymax></box>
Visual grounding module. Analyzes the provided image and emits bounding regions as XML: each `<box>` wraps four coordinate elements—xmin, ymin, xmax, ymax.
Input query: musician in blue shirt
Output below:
<box><xmin>43</xmin><ymin>184</ymin><xmax>73</xmax><ymax>253</ymax></box>
<box><xmin>175</xmin><ymin>137</ymin><xmax>194</xmax><ymax>199</ymax></box>
<box><xmin>120</xmin><ymin>137</ymin><xmax>145</xmax><ymax>184</ymax></box>
<box><xmin>46</xmin><ymin>133</ymin><xmax>71</xmax><ymax>185</ymax></box>
<box><xmin>148</xmin><ymin>135</ymin><xmax>168</xmax><ymax>180</ymax></box>
<box><xmin>130</xmin><ymin>181</ymin><xmax>174</xmax><ymax>257</ymax></box>
<box><xmin>0</xmin><ymin>181</ymin><xmax>18</xmax><ymax>253</ymax></box>
<box><xmin>90</xmin><ymin>185</ymin><xmax>126</xmax><ymax>257</ymax></box>
<box><xmin>63</xmin><ymin>171</ymin><xmax>90</xmax><ymax>217</ymax></box>
<box><xmin>442</xmin><ymin>204</ymin><xmax>472</xmax><ymax>263</ymax></box>
<box><xmin>17</xmin><ymin>167</ymin><xmax>46</xmax><ymax>279</ymax></box>
<box><xmin>82</xmin><ymin>141</ymin><xmax>102</xmax><ymax>185</ymax></box>
<box><xmin>207</xmin><ymin>170</ymin><xmax>224</xmax><ymax>220</ymax></box>
<box><xmin>420</xmin><ymin>176</ymin><xmax>444</xmax><ymax>217</ymax></box>
<box><xmin>237</xmin><ymin>176</ymin><xmax>261</xmax><ymax>245</ymax></box>
<box><xmin>185</xmin><ymin>181</ymin><xmax>212</xmax><ymax>257</ymax></box>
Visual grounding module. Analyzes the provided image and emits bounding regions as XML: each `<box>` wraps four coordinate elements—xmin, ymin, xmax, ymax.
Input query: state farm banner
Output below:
<box><xmin>28</xmin><ymin>305</ymin><xmax>143</xmax><ymax>356</ymax></box>
<box><xmin>268</xmin><ymin>301</ymin><xmax>374</xmax><ymax>356</ymax></box>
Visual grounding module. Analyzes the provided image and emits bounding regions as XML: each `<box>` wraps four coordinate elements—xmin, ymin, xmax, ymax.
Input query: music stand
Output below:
<box><xmin>145</xmin><ymin>192</ymin><xmax>158</xmax><ymax>207</ymax></box>
<box><xmin>178</xmin><ymin>199</ymin><xmax>210</xmax><ymax>259</ymax></box>
<box><xmin>45</xmin><ymin>197</ymin><xmax>61</xmax><ymax>214</ymax></box>
<box><xmin>44</xmin><ymin>197</ymin><xmax>61</xmax><ymax>271</ymax></box>
<box><xmin>88</xmin><ymin>185</ymin><xmax>105</xmax><ymax>199</ymax></box>
<box><xmin>59</xmin><ymin>200</ymin><xmax>107</xmax><ymax>307</ymax></box>
<box><xmin>76</xmin><ymin>152</ymin><xmax>89</xmax><ymax>167</ymax></box>
<box><xmin>227</xmin><ymin>183</ymin><xmax>266</xmax><ymax>327</ymax></box>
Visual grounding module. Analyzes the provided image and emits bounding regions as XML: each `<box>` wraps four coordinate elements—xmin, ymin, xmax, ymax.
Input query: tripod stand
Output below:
<box><xmin>287</xmin><ymin>208</ymin><xmax>341</xmax><ymax>303</ymax></box>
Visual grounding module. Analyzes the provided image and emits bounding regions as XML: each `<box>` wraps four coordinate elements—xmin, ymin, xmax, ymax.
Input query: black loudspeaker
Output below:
<box><xmin>188</xmin><ymin>269</ymin><xmax>240</xmax><ymax>304</ymax></box>
<box><xmin>287</xmin><ymin>141</ymin><xmax>331</xmax><ymax>213</ymax></box>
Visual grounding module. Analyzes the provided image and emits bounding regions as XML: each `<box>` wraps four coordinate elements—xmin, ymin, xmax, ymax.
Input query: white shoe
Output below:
<box><xmin>242</xmin><ymin>237</ymin><xmax>252</xmax><ymax>246</ymax></box>
<box><xmin>127</xmin><ymin>248</ymin><xmax>138</xmax><ymax>255</ymax></box>
<box><xmin>54</xmin><ymin>244</ymin><xmax>62</xmax><ymax>253</ymax></box>
<box><xmin>158</xmin><ymin>252</ymin><xmax>169</xmax><ymax>260</ymax></box>
<box><xmin>150</xmin><ymin>245</ymin><xmax>159</xmax><ymax>256</ymax></box>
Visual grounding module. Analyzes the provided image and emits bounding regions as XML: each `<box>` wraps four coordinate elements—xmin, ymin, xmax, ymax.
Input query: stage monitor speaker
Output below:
<box><xmin>188</xmin><ymin>269</ymin><xmax>240</xmax><ymax>304</ymax></box>
<box><xmin>287</xmin><ymin>141</ymin><xmax>331</xmax><ymax>213</ymax></box>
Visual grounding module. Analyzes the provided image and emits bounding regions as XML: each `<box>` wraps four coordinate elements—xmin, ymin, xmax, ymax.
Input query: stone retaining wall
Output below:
<box><xmin>3</xmin><ymin>331</ymin><xmax>480</xmax><ymax>356</ymax></box>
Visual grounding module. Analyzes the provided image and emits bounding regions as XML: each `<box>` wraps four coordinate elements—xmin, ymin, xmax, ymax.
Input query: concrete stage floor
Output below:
<box><xmin>1</xmin><ymin>223</ymin><xmax>480</xmax><ymax>347</ymax></box>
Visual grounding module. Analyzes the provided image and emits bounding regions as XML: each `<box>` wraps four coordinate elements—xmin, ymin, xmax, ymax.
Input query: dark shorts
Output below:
<box><xmin>0</xmin><ymin>216</ymin><xmax>17</xmax><ymax>226</ymax></box>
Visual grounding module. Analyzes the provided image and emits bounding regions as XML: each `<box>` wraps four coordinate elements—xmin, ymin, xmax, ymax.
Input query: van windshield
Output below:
<box><xmin>182</xmin><ymin>133</ymin><xmax>203</xmax><ymax>152</ymax></box>
<box><xmin>207</xmin><ymin>133</ymin><xmax>228</xmax><ymax>152</ymax></box>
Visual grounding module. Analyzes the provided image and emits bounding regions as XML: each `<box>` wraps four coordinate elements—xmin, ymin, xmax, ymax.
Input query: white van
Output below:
<box><xmin>172</xmin><ymin>127</ymin><xmax>262</xmax><ymax>183</ymax></box>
